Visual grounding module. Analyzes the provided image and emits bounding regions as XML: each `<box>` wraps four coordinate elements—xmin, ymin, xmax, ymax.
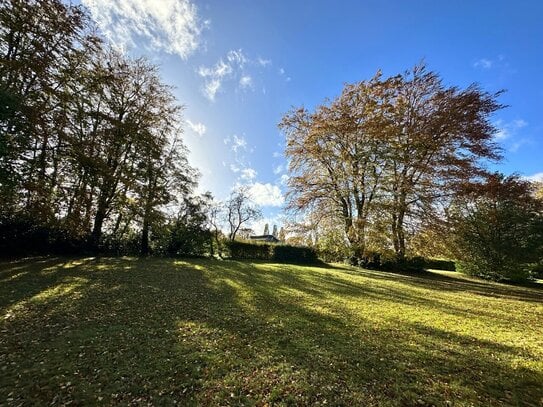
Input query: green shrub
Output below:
<box><xmin>315</xmin><ymin>229</ymin><xmax>350</xmax><ymax>263</ymax></box>
<box><xmin>226</xmin><ymin>240</ymin><xmax>274</xmax><ymax>260</ymax></box>
<box><xmin>450</xmin><ymin>175</ymin><xmax>543</xmax><ymax>282</ymax></box>
<box><xmin>273</xmin><ymin>245</ymin><xmax>319</xmax><ymax>263</ymax></box>
<box><xmin>353</xmin><ymin>251</ymin><xmax>428</xmax><ymax>273</ymax></box>
<box><xmin>0</xmin><ymin>214</ymin><xmax>89</xmax><ymax>257</ymax></box>
<box><xmin>530</xmin><ymin>262</ymin><xmax>543</xmax><ymax>279</ymax></box>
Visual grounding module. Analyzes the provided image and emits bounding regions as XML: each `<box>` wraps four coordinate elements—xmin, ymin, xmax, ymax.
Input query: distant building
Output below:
<box><xmin>249</xmin><ymin>234</ymin><xmax>280</xmax><ymax>243</ymax></box>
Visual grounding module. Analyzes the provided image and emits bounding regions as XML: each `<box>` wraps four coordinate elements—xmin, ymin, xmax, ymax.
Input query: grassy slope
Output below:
<box><xmin>0</xmin><ymin>258</ymin><xmax>542</xmax><ymax>406</ymax></box>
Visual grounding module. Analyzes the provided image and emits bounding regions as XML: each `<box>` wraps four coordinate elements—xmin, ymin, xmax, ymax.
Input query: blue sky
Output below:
<box><xmin>81</xmin><ymin>0</ymin><xmax>543</xmax><ymax>232</ymax></box>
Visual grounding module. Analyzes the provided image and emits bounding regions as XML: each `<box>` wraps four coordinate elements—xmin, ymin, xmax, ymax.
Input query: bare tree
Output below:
<box><xmin>226</xmin><ymin>186</ymin><xmax>262</xmax><ymax>241</ymax></box>
<box><xmin>208</xmin><ymin>199</ymin><xmax>224</xmax><ymax>256</ymax></box>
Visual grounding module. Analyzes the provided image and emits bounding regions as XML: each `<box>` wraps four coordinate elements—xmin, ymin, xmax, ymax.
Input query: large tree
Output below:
<box><xmin>280</xmin><ymin>72</ymin><xmax>394</xmax><ymax>257</ymax></box>
<box><xmin>0</xmin><ymin>0</ymin><xmax>94</xmax><ymax>218</ymax></box>
<box><xmin>0</xmin><ymin>0</ymin><xmax>199</xmax><ymax>255</ymax></box>
<box><xmin>280</xmin><ymin>63</ymin><xmax>503</xmax><ymax>260</ymax></box>
<box><xmin>384</xmin><ymin>64</ymin><xmax>503</xmax><ymax>259</ymax></box>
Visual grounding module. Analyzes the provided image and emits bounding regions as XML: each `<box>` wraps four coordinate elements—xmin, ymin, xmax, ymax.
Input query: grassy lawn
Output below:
<box><xmin>1</xmin><ymin>258</ymin><xmax>542</xmax><ymax>406</ymax></box>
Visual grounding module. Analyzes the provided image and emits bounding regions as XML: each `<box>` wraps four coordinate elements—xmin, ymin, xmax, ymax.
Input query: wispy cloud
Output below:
<box><xmin>473</xmin><ymin>58</ymin><xmax>493</xmax><ymax>69</ymax></box>
<box><xmin>257</xmin><ymin>57</ymin><xmax>271</xmax><ymax>66</ymax></box>
<box><xmin>509</xmin><ymin>139</ymin><xmax>530</xmax><ymax>153</ymax></box>
<box><xmin>239</xmin><ymin>75</ymin><xmax>253</xmax><ymax>89</ymax></box>
<box><xmin>186</xmin><ymin>119</ymin><xmax>206</xmax><ymax>136</ymax></box>
<box><xmin>473</xmin><ymin>55</ymin><xmax>516</xmax><ymax>76</ymax></box>
<box><xmin>224</xmin><ymin>134</ymin><xmax>248</xmax><ymax>153</ymax></box>
<box><xmin>198</xmin><ymin>49</ymin><xmax>271</xmax><ymax>101</ymax></box>
<box><xmin>278</xmin><ymin>67</ymin><xmax>291</xmax><ymax>82</ymax></box>
<box><xmin>83</xmin><ymin>0</ymin><xmax>207</xmax><ymax>59</ymax></box>
<box><xmin>494</xmin><ymin>118</ymin><xmax>528</xmax><ymax>141</ymax></box>
<box><xmin>240</xmin><ymin>168</ymin><xmax>257</xmax><ymax>181</ymax></box>
<box><xmin>273</xmin><ymin>164</ymin><xmax>284</xmax><ymax>175</ymax></box>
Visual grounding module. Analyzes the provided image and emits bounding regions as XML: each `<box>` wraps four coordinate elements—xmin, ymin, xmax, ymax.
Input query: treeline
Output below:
<box><xmin>0</xmin><ymin>0</ymin><xmax>208</xmax><ymax>256</ymax></box>
<box><xmin>281</xmin><ymin>65</ymin><xmax>543</xmax><ymax>281</ymax></box>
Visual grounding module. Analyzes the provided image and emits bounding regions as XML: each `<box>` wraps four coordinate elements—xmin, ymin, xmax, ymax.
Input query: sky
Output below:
<box><xmin>80</xmin><ymin>0</ymin><xmax>543</xmax><ymax>233</ymax></box>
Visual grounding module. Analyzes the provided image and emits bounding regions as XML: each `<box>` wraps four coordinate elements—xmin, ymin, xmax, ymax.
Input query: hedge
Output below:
<box><xmin>350</xmin><ymin>251</ymin><xmax>456</xmax><ymax>273</ymax></box>
<box><xmin>423</xmin><ymin>258</ymin><xmax>456</xmax><ymax>271</ymax></box>
<box><xmin>225</xmin><ymin>240</ymin><xmax>319</xmax><ymax>264</ymax></box>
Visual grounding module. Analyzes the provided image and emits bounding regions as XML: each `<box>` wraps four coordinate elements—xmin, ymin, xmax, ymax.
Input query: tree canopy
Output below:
<box><xmin>280</xmin><ymin>63</ymin><xmax>504</xmax><ymax>260</ymax></box>
<box><xmin>0</xmin><ymin>0</ymin><xmax>198</xmax><ymax>255</ymax></box>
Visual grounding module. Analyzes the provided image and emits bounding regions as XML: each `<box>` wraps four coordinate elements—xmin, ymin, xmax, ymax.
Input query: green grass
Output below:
<box><xmin>1</xmin><ymin>258</ymin><xmax>542</xmax><ymax>406</ymax></box>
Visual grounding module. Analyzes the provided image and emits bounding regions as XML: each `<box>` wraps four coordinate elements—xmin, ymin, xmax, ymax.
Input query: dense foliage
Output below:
<box><xmin>450</xmin><ymin>174</ymin><xmax>543</xmax><ymax>281</ymax></box>
<box><xmin>0</xmin><ymin>0</ymin><xmax>203</xmax><ymax>256</ymax></box>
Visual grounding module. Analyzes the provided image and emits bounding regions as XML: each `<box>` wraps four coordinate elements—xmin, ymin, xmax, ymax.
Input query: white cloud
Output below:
<box><xmin>229</xmin><ymin>164</ymin><xmax>256</xmax><ymax>182</ymax></box>
<box><xmin>513</xmin><ymin>119</ymin><xmax>528</xmax><ymax>128</ymax></box>
<box><xmin>248</xmin><ymin>182</ymin><xmax>284</xmax><ymax>207</ymax></box>
<box><xmin>186</xmin><ymin>119</ymin><xmax>206</xmax><ymax>136</ymax></box>
<box><xmin>474</xmin><ymin>58</ymin><xmax>493</xmax><ymax>69</ymax></box>
<box><xmin>278</xmin><ymin>67</ymin><xmax>285</xmax><ymax>75</ymax></box>
<box><xmin>83</xmin><ymin>0</ymin><xmax>206</xmax><ymax>59</ymax></box>
<box><xmin>509</xmin><ymin>138</ymin><xmax>530</xmax><ymax>153</ymax></box>
<box><xmin>227</xmin><ymin>49</ymin><xmax>247</xmax><ymax>67</ymax></box>
<box><xmin>231</xmin><ymin>135</ymin><xmax>247</xmax><ymax>152</ymax></box>
<box><xmin>198</xmin><ymin>49</ymin><xmax>271</xmax><ymax>101</ymax></box>
<box><xmin>272</xmin><ymin>151</ymin><xmax>282</xmax><ymax>158</ymax></box>
<box><xmin>494</xmin><ymin>118</ymin><xmax>528</xmax><ymax>141</ymax></box>
<box><xmin>197</xmin><ymin>49</ymin><xmax>249</xmax><ymax>101</ymax></box>
<box><xmin>239</xmin><ymin>75</ymin><xmax>253</xmax><ymax>89</ymax></box>
<box><xmin>240</xmin><ymin>168</ymin><xmax>257</xmax><ymax>181</ymax></box>
<box><xmin>224</xmin><ymin>134</ymin><xmax>249</xmax><ymax>154</ymax></box>
<box><xmin>257</xmin><ymin>57</ymin><xmax>271</xmax><ymax>66</ymax></box>
<box><xmin>525</xmin><ymin>172</ymin><xmax>543</xmax><ymax>182</ymax></box>
<box><xmin>273</xmin><ymin>164</ymin><xmax>284</xmax><ymax>175</ymax></box>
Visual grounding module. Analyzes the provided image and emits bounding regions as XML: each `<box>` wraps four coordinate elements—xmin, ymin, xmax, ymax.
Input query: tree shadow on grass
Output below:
<box><xmin>0</xmin><ymin>257</ymin><xmax>542</xmax><ymax>406</ymax></box>
<box><xmin>347</xmin><ymin>267</ymin><xmax>543</xmax><ymax>304</ymax></box>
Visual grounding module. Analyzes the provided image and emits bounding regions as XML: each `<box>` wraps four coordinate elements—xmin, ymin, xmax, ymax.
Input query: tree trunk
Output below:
<box><xmin>141</xmin><ymin>217</ymin><xmax>150</xmax><ymax>256</ymax></box>
<box><xmin>391</xmin><ymin>208</ymin><xmax>406</xmax><ymax>260</ymax></box>
<box><xmin>91</xmin><ymin>191</ymin><xmax>109</xmax><ymax>249</ymax></box>
<box><xmin>91</xmin><ymin>205</ymin><xmax>106</xmax><ymax>249</ymax></box>
<box><xmin>140</xmin><ymin>166</ymin><xmax>156</xmax><ymax>256</ymax></box>
<box><xmin>214</xmin><ymin>229</ymin><xmax>222</xmax><ymax>258</ymax></box>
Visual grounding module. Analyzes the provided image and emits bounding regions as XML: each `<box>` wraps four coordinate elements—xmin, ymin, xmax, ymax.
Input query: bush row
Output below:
<box><xmin>348</xmin><ymin>251</ymin><xmax>456</xmax><ymax>273</ymax></box>
<box><xmin>0</xmin><ymin>216</ymin><xmax>89</xmax><ymax>257</ymax></box>
<box><xmin>421</xmin><ymin>258</ymin><xmax>456</xmax><ymax>271</ymax></box>
<box><xmin>225</xmin><ymin>240</ymin><xmax>319</xmax><ymax>264</ymax></box>
<box><xmin>0</xmin><ymin>215</ymin><xmax>213</xmax><ymax>258</ymax></box>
